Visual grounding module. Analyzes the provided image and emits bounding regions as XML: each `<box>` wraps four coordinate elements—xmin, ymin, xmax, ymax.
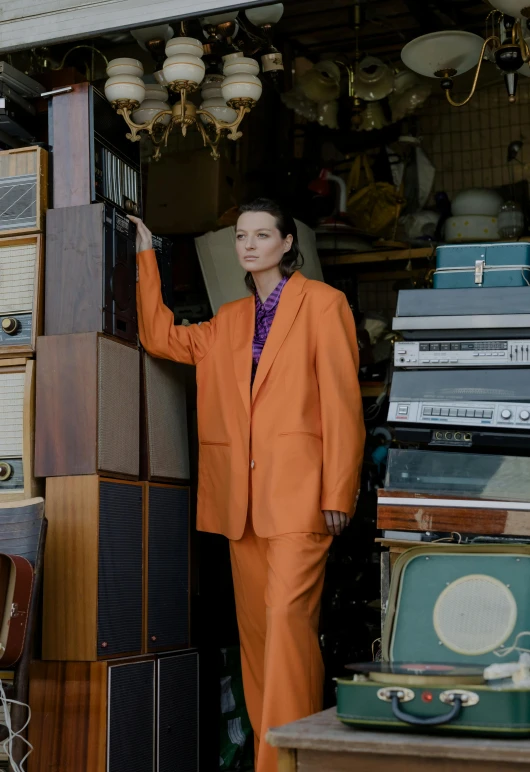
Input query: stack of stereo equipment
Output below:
<box><xmin>380</xmin><ymin>241</ymin><xmax>530</xmax><ymax>546</ymax></box>
<box><xmin>28</xmin><ymin>84</ymin><xmax>198</xmax><ymax>772</ymax></box>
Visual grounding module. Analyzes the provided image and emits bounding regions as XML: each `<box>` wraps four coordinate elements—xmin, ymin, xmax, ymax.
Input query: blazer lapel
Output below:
<box><xmin>251</xmin><ymin>271</ymin><xmax>306</xmax><ymax>403</ymax></box>
<box><xmin>232</xmin><ymin>296</ymin><xmax>255</xmax><ymax>419</ymax></box>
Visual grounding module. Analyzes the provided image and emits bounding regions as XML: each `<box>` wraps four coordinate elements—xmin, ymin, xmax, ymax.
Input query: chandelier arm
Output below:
<box><xmin>444</xmin><ymin>35</ymin><xmax>500</xmax><ymax>108</ymax></box>
<box><xmin>195</xmin><ymin>120</ymin><xmax>221</xmax><ymax>160</ymax></box>
<box><xmin>515</xmin><ymin>20</ymin><xmax>530</xmax><ymax>63</ymax></box>
<box><xmin>196</xmin><ymin>105</ymin><xmax>249</xmax><ymax>140</ymax></box>
<box><xmin>116</xmin><ymin>106</ymin><xmax>172</xmax><ymax>141</ymax></box>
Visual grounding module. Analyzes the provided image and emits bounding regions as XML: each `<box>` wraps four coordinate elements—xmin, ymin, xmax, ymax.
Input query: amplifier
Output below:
<box><xmin>49</xmin><ymin>83</ymin><xmax>141</xmax><ymax>215</ymax></box>
<box><xmin>0</xmin><ymin>146</ymin><xmax>48</xmax><ymax>235</ymax></box>
<box><xmin>0</xmin><ymin>234</ymin><xmax>43</xmax><ymax>357</ymax></box>
<box><xmin>394</xmin><ymin>339</ymin><xmax>530</xmax><ymax>368</ymax></box>
<box><xmin>389</xmin><ymin>368</ymin><xmax>530</xmax><ymax>430</ymax></box>
<box><xmin>0</xmin><ymin>358</ymin><xmax>39</xmax><ymax>502</ymax></box>
<box><xmin>35</xmin><ymin>333</ymin><xmax>140</xmax><ymax>479</ymax></box>
<box><xmin>45</xmin><ymin>202</ymin><xmax>137</xmax><ymax>343</ymax></box>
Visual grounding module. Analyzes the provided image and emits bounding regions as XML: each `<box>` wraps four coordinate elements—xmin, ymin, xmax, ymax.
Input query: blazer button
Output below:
<box><xmin>250</xmin><ymin>460</ymin><xmax>255</xmax><ymax>469</ymax></box>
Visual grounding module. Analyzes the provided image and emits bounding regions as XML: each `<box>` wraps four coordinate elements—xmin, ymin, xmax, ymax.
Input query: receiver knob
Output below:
<box><xmin>501</xmin><ymin>409</ymin><xmax>512</xmax><ymax>420</ymax></box>
<box><xmin>520</xmin><ymin>410</ymin><xmax>530</xmax><ymax>421</ymax></box>
<box><xmin>1</xmin><ymin>317</ymin><xmax>19</xmax><ymax>335</ymax></box>
<box><xmin>0</xmin><ymin>462</ymin><xmax>13</xmax><ymax>481</ymax></box>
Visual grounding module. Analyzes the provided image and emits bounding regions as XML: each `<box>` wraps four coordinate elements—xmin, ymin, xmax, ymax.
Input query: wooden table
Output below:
<box><xmin>267</xmin><ymin>707</ymin><xmax>530</xmax><ymax>771</ymax></box>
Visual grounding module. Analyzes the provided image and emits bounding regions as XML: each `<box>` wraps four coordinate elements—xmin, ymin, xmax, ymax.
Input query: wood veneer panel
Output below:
<box><xmin>376</xmin><ymin>504</ymin><xmax>529</xmax><ymax>536</ymax></box>
<box><xmin>50</xmin><ymin>83</ymin><xmax>91</xmax><ymax>208</ymax></box>
<box><xmin>298</xmin><ymin>751</ymin><xmax>527</xmax><ymax>772</ymax></box>
<box><xmin>42</xmin><ymin>476</ymin><xmax>99</xmax><ymax>661</ymax></box>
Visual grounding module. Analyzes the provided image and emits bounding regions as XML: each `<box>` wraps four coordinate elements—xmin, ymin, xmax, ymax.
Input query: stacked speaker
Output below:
<box><xmin>27</xmin><ymin>84</ymin><xmax>198</xmax><ymax>772</ymax></box>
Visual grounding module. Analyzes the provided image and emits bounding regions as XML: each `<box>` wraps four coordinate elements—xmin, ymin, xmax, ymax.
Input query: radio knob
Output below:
<box><xmin>1</xmin><ymin>317</ymin><xmax>19</xmax><ymax>335</ymax></box>
<box><xmin>0</xmin><ymin>462</ymin><xmax>13</xmax><ymax>481</ymax></box>
<box><xmin>520</xmin><ymin>410</ymin><xmax>530</xmax><ymax>421</ymax></box>
<box><xmin>501</xmin><ymin>409</ymin><xmax>512</xmax><ymax>420</ymax></box>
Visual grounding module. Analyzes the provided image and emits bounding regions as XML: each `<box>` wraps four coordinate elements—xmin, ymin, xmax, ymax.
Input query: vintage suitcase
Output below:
<box><xmin>0</xmin><ymin>552</ymin><xmax>34</xmax><ymax>666</ymax></box>
<box><xmin>337</xmin><ymin>544</ymin><xmax>530</xmax><ymax>736</ymax></box>
<box><xmin>433</xmin><ymin>243</ymin><xmax>530</xmax><ymax>288</ymax></box>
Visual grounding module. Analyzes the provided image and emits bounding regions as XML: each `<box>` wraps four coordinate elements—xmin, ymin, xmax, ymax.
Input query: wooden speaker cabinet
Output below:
<box><xmin>35</xmin><ymin>332</ymin><xmax>140</xmax><ymax>479</ymax></box>
<box><xmin>0</xmin><ymin>358</ymin><xmax>40</xmax><ymax>503</ymax></box>
<box><xmin>141</xmin><ymin>353</ymin><xmax>190</xmax><ymax>483</ymax></box>
<box><xmin>0</xmin><ymin>234</ymin><xmax>44</xmax><ymax>357</ymax></box>
<box><xmin>43</xmin><ymin>476</ymin><xmax>190</xmax><ymax>661</ymax></box>
<box><xmin>0</xmin><ymin>146</ymin><xmax>48</xmax><ymax>236</ymax></box>
<box><xmin>45</xmin><ymin>202</ymin><xmax>138</xmax><ymax>344</ymax></box>
<box><xmin>28</xmin><ymin>650</ymin><xmax>199</xmax><ymax>772</ymax></box>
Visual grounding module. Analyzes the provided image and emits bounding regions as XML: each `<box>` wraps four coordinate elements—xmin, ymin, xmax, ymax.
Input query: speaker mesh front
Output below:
<box><xmin>108</xmin><ymin>660</ymin><xmax>155</xmax><ymax>772</ymax></box>
<box><xmin>148</xmin><ymin>486</ymin><xmax>189</xmax><ymax>650</ymax></box>
<box><xmin>0</xmin><ymin>372</ymin><xmax>24</xmax><ymax>456</ymax></box>
<box><xmin>98</xmin><ymin>481</ymin><xmax>143</xmax><ymax>656</ymax></box>
<box><xmin>145</xmin><ymin>355</ymin><xmax>190</xmax><ymax>480</ymax></box>
<box><xmin>0</xmin><ymin>175</ymin><xmax>37</xmax><ymax>232</ymax></box>
<box><xmin>0</xmin><ymin>243</ymin><xmax>36</xmax><ymax>313</ymax></box>
<box><xmin>98</xmin><ymin>337</ymin><xmax>140</xmax><ymax>477</ymax></box>
<box><xmin>433</xmin><ymin>574</ymin><xmax>517</xmax><ymax>656</ymax></box>
<box><xmin>158</xmin><ymin>653</ymin><xmax>198</xmax><ymax>772</ymax></box>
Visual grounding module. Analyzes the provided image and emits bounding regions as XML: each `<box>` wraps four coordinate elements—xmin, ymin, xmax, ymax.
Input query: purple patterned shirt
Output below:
<box><xmin>252</xmin><ymin>276</ymin><xmax>288</xmax><ymax>384</ymax></box>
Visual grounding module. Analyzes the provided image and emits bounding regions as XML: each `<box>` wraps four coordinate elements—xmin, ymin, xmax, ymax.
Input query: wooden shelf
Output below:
<box><xmin>320</xmin><ymin>247</ymin><xmax>434</xmax><ymax>266</ymax></box>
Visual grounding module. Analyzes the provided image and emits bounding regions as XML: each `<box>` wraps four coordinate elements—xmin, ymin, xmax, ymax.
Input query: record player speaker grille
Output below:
<box><xmin>433</xmin><ymin>574</ymin><xmax>517</xmax><ymax>656</ymax></box>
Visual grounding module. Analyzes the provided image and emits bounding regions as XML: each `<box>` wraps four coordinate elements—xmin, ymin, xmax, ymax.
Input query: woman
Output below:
<box><xmin>130</xmin><ymin>199</ymin><xmax>365</xmax><ymax>772</ymax></box>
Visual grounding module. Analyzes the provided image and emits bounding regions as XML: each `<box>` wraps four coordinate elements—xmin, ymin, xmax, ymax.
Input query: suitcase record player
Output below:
<box><xmin>336</xmin><ymin>545</ymin><xmax>530</xmax><ymax>736</ymax></box>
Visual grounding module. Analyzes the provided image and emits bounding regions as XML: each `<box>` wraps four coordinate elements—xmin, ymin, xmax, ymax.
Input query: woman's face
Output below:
<box><xmin>235</xmin><ymin>211</ymin><xmax>293</xmax><ymax>275</ymax></box>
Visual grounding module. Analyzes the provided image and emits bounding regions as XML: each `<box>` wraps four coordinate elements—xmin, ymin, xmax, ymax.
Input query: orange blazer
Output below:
<box><xmin>137</xmin><ymin>248</ymin><xmax>366</xmax><ymax>539</ymax></box>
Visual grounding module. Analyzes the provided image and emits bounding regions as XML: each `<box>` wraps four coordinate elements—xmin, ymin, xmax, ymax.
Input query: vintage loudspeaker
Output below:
<box><xmin>35</xmin><ymin>333</ymin><xmax>140</xmax><ymax>479</ymax></box>
<box><xmin>0</xmin><ymin>358</ymin><xmax>39</xmax><ymax>502</ymax></box>
<box><xmin>0</xmin><ymin>146</ymin><xmax>48</xmax><ymax>236</ymax></box>
<box><xmin>42</xmin><ymin>477</ymin><xmax>191</xmax><ymax>661</ymax></box>
<box><xmin>0</xmin><ymin>234</ymin><xmax>43</xmax><ymax>357</ymax></box>
<box><xmin>45</xmin><ymin>203</ymin><xmax>137</xmax><ymax>344</ymax></box>
<box><xmin>48</xmin><ymin>82</ymin><xmax>141</xmax><ymax>214</ymax></box>
<box><xmin>29</xmin><ymin>652</ymin><xmax>198</xmax><ymax>772</ymax></box>
<box><xmin>141</xmin><ymin>353</ymin><xmax>190</xmax><ymax>482</ymax></box>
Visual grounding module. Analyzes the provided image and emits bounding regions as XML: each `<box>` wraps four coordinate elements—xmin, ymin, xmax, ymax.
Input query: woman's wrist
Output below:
<box><xmin>138</xmin><ymin>240</ymin><xmax>153</xmax><ymax>252</ymax></box>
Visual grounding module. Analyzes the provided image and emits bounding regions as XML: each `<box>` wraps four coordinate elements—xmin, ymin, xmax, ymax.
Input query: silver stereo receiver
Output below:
<box><xmin>394</xmin><ymin>340</ymin><xmax>530</xmax><ymax>367</ymax></box>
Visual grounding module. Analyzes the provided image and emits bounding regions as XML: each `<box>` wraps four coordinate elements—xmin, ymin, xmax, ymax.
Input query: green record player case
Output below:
<box><xmin>337</xmin><ymin>545</ymin><xmax>530</xmax><ymax>736</ymax></box>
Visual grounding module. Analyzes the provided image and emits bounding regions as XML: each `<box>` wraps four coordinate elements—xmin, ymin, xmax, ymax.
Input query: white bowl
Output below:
<box><xmin>106</xmin><ymin>58</ymin><xmax>144</xmax><ymax>78</ymax></box>
<box><xmin>143</xmin><ymin>83</ymin><xmax>169</xmax><ymax>101</ymax></box>
<box><xmin>132</xmin><ymin>99</ymin><xmax>171</xmax><ymax>126</ymax></box>
<box><xmin>223</xmin><ymin>56</ymin><xmax>260</xmax><ymax>77</ymax></box>
<box><xmin>165</xmin><ymin>36</ymin><xmax>204</xmax><ymax>58</ymax></box>
<box><xmin>200</xmin><ymin>98</ymin><xmax>238</xmax><ymax>124</ymax></box>
<box><xmin>451</xmin><ymin>188</ymin><xmax>504</xmax><ymax>217</ymax></box>
<box><xmin>401</xmin><ymin>31</ymin><xmax>484</xmax><ymax>78</ymax></box>
<box><xmin>163</xmin><ymin>54</ymin><xmax>206</xmax><ymax>86</ymax></box>
<box><xmin>222</xmin><ymin>73</ymin><xmax>262</xmax><ymax>103</ymax></box>
<box><xmin>104</xmin><ymin>75</ymin><xmax>146</xmax><ymax>104</ymax></box>
<box><xmin>444</xmin><ymin>215</ymin><xmax>500</xmax><ymax>243</ymax></box>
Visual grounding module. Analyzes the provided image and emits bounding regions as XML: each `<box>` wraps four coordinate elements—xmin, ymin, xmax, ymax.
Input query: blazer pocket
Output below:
<box><xmin>200</xmin><ymin>440</ymin><xmax>231</xmax><ymax>446</ymax></box>
<box><xmin>278</xmin><ymin>431</ymin><xmax>322</xmax><ymax>441</ymax></box>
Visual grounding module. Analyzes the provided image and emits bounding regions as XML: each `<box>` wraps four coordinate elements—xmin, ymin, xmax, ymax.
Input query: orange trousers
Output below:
<box><xmin>229</xmin><ymin>517</ymin><xmax>332</xmax><ymax>772</ymax></box>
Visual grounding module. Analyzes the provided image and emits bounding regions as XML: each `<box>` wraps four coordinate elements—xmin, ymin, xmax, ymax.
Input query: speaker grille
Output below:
<box><xmin>0</xmin><ymin>372</ymin><xmax>24</xmax><ymax>456</ymax></box>
<box><xmin>0</xmin><ymin>175</ymin><xmax>37</xmax><ymax>232</ymax></box>
<box><xmin>97</xmin><ymin>337</ymin><xmax>140</xmax><ymax>477</ymax></box>
<box><xmin>108</xmin><ymin>660</ymin><xmax>155</xmax><ymax>772</ymax></box>
<box><xmin>98</xmin><ymin>481</ymin><xmax>143</xmax><ymax>656</ymax></box>
<box><xmin>158</xmin><ymin>652</ymin><xmax>198</xmax><ymax>772</ymax></box>
<box><xmin>433</xmin><ymin>574</ymin><xmax>517</xmax><ymax>656</ymax></box>
<box><xmin>148</xmin><ymin>486</ymin><xmax>189</xmax><ymax>650</ymax></box>
<box><xmin>144</xmin><ymin>355</ymin><xmax>190</xmax><ymax>480</ymax></box>
<box><xmin>0</xmin><ymin>242</ymin><xmax>36</xmax><ymax>313</ymax></box>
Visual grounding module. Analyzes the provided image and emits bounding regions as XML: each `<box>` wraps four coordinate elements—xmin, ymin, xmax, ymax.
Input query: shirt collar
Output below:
<box><xmin>256</xmin><ymin>276</ymin><xmax>288</xmax><ymax>314</ymax></box>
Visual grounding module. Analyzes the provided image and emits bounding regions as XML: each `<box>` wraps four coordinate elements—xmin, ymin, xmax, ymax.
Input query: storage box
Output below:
<box><xmin>434</xmin><ymin>243</ymin><xmax>530</xmax><ymax>288</ymax></box>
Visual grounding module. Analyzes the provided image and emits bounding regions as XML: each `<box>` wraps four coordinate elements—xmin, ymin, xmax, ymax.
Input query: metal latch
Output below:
<box><xmin>474</xmin><ymin>258</ymin><xmax>485</xmax><ymax>285</ymax></box>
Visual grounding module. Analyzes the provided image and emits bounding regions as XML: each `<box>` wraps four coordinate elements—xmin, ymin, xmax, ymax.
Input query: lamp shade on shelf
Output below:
<box><xmin>401</xmin><ymin>31</ymin><xmax>485</xmax><ymax>78</ymax></box>
<box><xmin>104</xmin><ymin>75</ymin><xmax>146</xmax><ymax>104</ymax></box>
<box><xmin>131</xmin><ymin>24</ymin><xmax>173</xmax><ymax>50</ymax></box>
<box><xmin>245</xmin><ymin>3</ymin><xmax>284</xmax><ymax>26</ymax></box>
<box><xmin>163</xmin><ymin>54</ymin><xmax>206</xmax><ymax>86</ymax></box>
<box><xmin>106</xmin><ymin>58</ymin><xmax>144</xmax><ymax>78</ymax></box>
<box><xmin>222</xmin><ymin>73</ymin><xmax>262</xmax><ymax>103</ymax></box>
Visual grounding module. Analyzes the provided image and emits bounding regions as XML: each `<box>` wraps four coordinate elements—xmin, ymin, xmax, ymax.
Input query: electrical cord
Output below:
<box><xmin>0</xmin><ymin>679</ymin><xmax>33</xmax><ymax>772</ymax></box>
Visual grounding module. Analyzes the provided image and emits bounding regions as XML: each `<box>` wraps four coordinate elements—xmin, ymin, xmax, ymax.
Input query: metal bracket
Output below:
<box><xmin>474</xmin><ymin>258</ymin><xmax>485</xmax><ymax>285</ymax></box>
<box><xmin>440</xmin><ymin>689</ymin><xmax>479</xmax><ymax>707</ymax></box>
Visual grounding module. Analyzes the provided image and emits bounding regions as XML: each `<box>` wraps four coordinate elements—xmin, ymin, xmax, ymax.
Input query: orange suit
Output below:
<box><xmin>136</xmin><ymin>249</ymin><xmax>365</xmax><ymax>770</ymax></box>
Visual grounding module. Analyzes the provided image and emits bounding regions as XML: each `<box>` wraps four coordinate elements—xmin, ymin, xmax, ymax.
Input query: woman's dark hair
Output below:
<box><xmin>238</xmin><ymin>198</ymin><xmax>304</xmax><ymax>294</ymax></box>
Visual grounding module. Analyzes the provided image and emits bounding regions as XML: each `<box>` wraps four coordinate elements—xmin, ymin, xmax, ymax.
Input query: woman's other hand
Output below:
<box><xmin>128</xmin><ymin>215</ymin><xmax>153</xmax><ymax>253</ymax></box>
<box><xmin>322</xmin><ymin>510</ymin><xmax>349</xmax><ymax>536</ymax></box>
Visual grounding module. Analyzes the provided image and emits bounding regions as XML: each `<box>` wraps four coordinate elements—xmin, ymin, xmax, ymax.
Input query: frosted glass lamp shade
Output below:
<box><xmin>492</xmin><ymin>0</ymin><xmax>530</xmax><ymax>17</ymax></box>
<box><xmin>143</xmin><ymin>83</ymin><xmax>168</xmax><ymax>101</ymax></box>
<box><xmin>163</xmin><ymin>55</ymin><xmax>206</xmax><ymax>86</ymax></box>
<box><xmin>106</xmin><ymin>58</ymin><xmax>144</xmax><ymax>78</ymax></box>
<box><xmin>131</xmin><ymin>24</ymin><xmax>173</xmax><ymax>50</ymax></box>
<box><xmin>201</xmin><ymin>12</ymin><xmax>239</xmax><ymax>25</ymax></box>
<box><xmin>200</xmin><ymin>98</ymin><xmax>238</xmax><ymax>124</ymax></box>
<box><xmin>165</xmin><ymin>37</ymin><xmax>204</xmax><ymax>58</ymax></box>
<box><xmin>105</xmin><ymin>75</ymin><xmax>146</xmax><ymax>104</ymax></box>
<box><xmin>132</xmin><ymin>99</ymin><xmax>171</xmax><ymax>126</ymax></box>
<box><xmin>222</xmin><ymin>73</ymin><xmax>262</xmax><ymax>103</ymax></box>
<box><xmin>401</xmin><ymin>31</ymin><xmax>485</xmax><ymax>78</ymax></box>
<box><xmin>245</xmin><ymin>3</ymin><xmax>284</xmax><ymax>26</ymax></box>
<box><xmin>355</xmin><ymin>56</ymin><xmax>395</xmax><ymax>101</ymax></box>
<box><xmin>223</xmin><ymin>57</ymin><xmax>260</xmax><ymax>76</ymax></box>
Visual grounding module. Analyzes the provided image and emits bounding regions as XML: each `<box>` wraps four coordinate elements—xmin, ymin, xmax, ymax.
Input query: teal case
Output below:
<box><xmin>336</xmin><ymin>545</ymin><xmax>530</xmax><ymax>736</ymax></box>
<box><xmin>434</xmin><ymin>243</ymin><xmax>530</xmax><ymax>289</ymax></box>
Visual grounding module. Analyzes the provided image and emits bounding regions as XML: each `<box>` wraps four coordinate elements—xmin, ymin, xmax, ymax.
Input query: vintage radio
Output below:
<box><xmin>0</xmin><ymin>358</ymin><xmax>39</xmax><ymax>502</ymax></box>
<box><xmin>35</xmin><ymin>333</ymin><xmax>140</xmax><ymax>479</ymax></box>
<box><xmin>378</xmin><ymin>449</ymin><xmax>530</xmax><ymax>538</ymax></box>
<box><xmin>0</xmin><ymin>234</ymin><xmax>44</xmax><ymax>357</ymax></box>
<box><xmin>48</xmin><ymin>83</ymin><xmax>141</xmax><ymax>215</ymax></box>
<box><xmin>0</xmin><ymin>146</ymin><xmax>48</xmax><ymax>235</ymax></box>
<box><xmin>141</xmin><ymin>353</ymin><xmax>190</xmax><ymax>483</ymax></box>
<box><xmin>394</xmin><ymin>339</ymin><xmax>530</xmax><ymax>368</ymax></box>
<box><xmin>45</xmin><ymin>203</ymin><xmax>137</xmax><ymax>344</ymax></box>
<box><xmin>42</xmin><ymin>476</ymin><xmax>190</xmax><ymax>661</ymax></box>
<box><xmin>29</xmin><ymin>650</ymin><xmax>199</xmax><ymax>772</ymax></box>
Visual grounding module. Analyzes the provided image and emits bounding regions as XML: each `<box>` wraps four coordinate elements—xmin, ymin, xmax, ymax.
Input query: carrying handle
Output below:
<box><xmin>391</xmin><ymin>693</ymin><xmax>463</xmax><ymax>727</ymax></box>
